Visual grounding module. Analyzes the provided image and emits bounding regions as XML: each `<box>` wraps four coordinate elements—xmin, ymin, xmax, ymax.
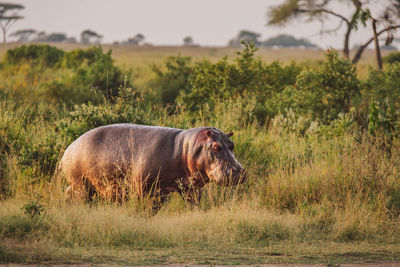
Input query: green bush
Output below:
<box><xmin>2</xmin><ymin>45</ymin><xmax>131</xmax><ymax>106</ymax></box>
<box><xmin>181</xmin><ymin>42</ymin><xmax>301</xmax><ymax>118</ymax></box>
<box><xmin>21</xmin><ymin>200</ymin><xmax>45</xmax><ymax>219</ymax></box>
<box><xmin>42</xmin><ymin>79</ymin><xmax>100</xmax><ymax>106</ymax></box>
<box><xmin>57</xmin><ymin>87</ymin><xmax>147</xmax><ymax>146</ymax></box>
<box><xmin>63</xmin><ymin>46</ymin><xmax>105</xmax><ymax>69</ymax></box>
<box><xmin>68</xmin><ymin>47</ymin><xmax>130</xmax><ymax>98</ymax></box>
<box><xmin>364</xmin><ymin>64</ymin><xmax>400</xmax><ymax>136</ymax></box>
<box><xmin>0</xmin><ymin>104</ymin><xmax>35</xmax><ymax>197</ymax></box>
<box><xmin>383</xmin><ymin>51</ymin><xmax>400</xmax><ymax>64</ymax></box>
<box><xmin>3</xmin><ymin>44</ymin><xmax>64</xmax><ymax>68</ymax></box>
<box><xmin>150</xmin><ymin>55</ymin><xmax>192</xmax><ymax>105</ymax></box>
<box><xmin>273</xmin><ymin>50</ymin><xmax>361</xmax><ymax>124</ymax></box>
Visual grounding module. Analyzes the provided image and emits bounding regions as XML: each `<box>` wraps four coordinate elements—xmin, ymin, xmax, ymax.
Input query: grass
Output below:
<box><xmin>1</xmin><ymin>199</ymin><xmax>400</xmax><ymax>265</ymax></box>
<box><xmin>1</xmin><ymin>43</ymin><xmax>400</xmax><ymax>265</ymax></box>
<box><xmin>1</xmin><ymin>127</ymin><xmax>400</xmax><ymax>264</ymax></box>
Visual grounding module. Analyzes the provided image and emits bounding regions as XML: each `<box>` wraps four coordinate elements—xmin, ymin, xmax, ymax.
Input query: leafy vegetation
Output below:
<box><xmin>1</xmin><ymin>43</ymin><xmax>400</xmax><ymax>264</ymax></box>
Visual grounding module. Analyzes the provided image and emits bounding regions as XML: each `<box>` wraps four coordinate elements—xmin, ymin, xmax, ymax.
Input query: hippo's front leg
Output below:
<box><xmin>175</xmin><ymin>177</ymin><xmax>203</xmax><ymax>205</ymax></box>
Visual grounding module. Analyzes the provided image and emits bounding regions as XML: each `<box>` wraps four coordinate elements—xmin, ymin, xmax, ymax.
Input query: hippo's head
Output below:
<box><xmin>188</xmin><ymin>128</ymin><xmax>246</xmax><ymax>186</ymax></box>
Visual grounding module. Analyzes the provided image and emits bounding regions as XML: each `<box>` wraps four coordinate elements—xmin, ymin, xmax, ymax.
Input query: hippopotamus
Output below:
<box><xmin>58</xmin><ymin>124</ymin><xmax>246</xmax><ymax>203</ymax></box>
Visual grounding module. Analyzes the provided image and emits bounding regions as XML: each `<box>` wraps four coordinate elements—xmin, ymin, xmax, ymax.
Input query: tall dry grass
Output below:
<box><xmin>1</xmin><ymin>44</ymin><xmax>400</xmax><ymax>263</ymax></box>
<box><xmin>1</xmin><ymin>109</ymin><xmax>400</xmax><ymax>253</ymax></box>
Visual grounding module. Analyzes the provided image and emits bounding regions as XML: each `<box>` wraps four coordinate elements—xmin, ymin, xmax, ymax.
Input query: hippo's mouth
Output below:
<box><xmin>208</xmin><ymin>167</ymin><xmax>247</xmax><ymax>186</ymax></box>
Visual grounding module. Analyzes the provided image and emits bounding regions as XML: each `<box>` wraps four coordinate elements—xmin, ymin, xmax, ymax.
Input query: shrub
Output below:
<box><xmin>1</xmin><ymin>45</ymin><xmax>131</xmax><ymax>106</ymax></box>
<box><xmin>273</xmin><ymin>50</ymin><xmax>361</xmax><ymax>124</ymax></box>
<box><xmin>42</xmin><ymin>79</ymin><xmax>100</xmax><ymax>106</ymax></box>
<box><xmin>68</xmin><ymin>47</ymin><xmax>130</xmax><ymax>98</ymax></box>
<box><xmin>383</xmin><ymin>51</ymin><xmax>400</xmax><ymax>64</ymax></box>
<box><xmin>364</xmin><ymin>64</ymin><xmax>400</xmax><ymax>136</ymax></box>
<box><xmin>181</xmin><ymin>42</ymin><xmax>301</xmax><ymax>117</ymax></box>
<box><xmin>57</xmin><ymin>87</ymin><xmax>147</xmax><ymax>146</ymax></box>
<box><xmin>63</xmin><ymin>46</ymin><xmax>105</xmax><ymax>69</ymax></box>
<box><xmin>0</xmin><ymin>104</ymin><xmax>35</xmax><ymax>197</ymax></box>
<box><xmin>3</xmin><ymin>44</ymin><xmax>64</xmax><ymax>68</ymax></box>
<box><xmin>150</xmin><ymin>55</ymin><xmax>192</xmax><ymax>105</ymax></box>
<box><xmin>21</xmin><ymin>200</ymin><xmax>45</xmax><ymax>219</ymax></box>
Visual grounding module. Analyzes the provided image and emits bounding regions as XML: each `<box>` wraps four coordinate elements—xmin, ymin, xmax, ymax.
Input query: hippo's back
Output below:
<box><xmin>59</xmin><ymin>124</ymin><xmax>182</xmax><ymax>190</ymax></box>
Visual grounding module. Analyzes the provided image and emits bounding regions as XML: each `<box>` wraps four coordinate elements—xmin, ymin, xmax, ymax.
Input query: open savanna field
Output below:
<box><xmin>1</xmin><ymin>43</ymin><xmax>400</xmax><ymax>265</ymax></box>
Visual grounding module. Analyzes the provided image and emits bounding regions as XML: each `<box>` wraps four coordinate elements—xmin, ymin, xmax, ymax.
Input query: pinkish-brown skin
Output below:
<box><xmin>58</xmin><ymin>124</ymin><xmax>246</xmax><ymax>203</ymax></box>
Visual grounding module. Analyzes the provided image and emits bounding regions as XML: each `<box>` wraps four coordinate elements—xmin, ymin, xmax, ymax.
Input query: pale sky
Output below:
<box><xmin>5</xmin><ymin>0</ymin><xmax>393</xmax><ymax>49</ymax></box>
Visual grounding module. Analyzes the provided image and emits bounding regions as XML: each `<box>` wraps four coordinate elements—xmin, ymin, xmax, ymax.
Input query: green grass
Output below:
<box><xmin>1</xmin><ymin>43</ymin><xmax>400</xmax><ymax>265</ymax></box>
<box><xmin>1</xmin><ymin>127</ymin><xmax>400</xmax><ymax>264</ymax></box>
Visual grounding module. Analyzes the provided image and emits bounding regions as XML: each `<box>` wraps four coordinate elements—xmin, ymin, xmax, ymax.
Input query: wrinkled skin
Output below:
<box><xmin>58</xmin><ymin>124</ymin><xmax>246</xmax><ymax>203</ymax></box>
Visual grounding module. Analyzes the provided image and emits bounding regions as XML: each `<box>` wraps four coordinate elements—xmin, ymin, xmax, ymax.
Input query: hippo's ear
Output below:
<box><xmin>227</xmin><ymin>132</ymin><xmax>234</xmax><ymax>138</ymax></box>
<box><xmin>206</xmin><ymin>130</ymin><xmax>213</xmax><ymax>138</ymax></box>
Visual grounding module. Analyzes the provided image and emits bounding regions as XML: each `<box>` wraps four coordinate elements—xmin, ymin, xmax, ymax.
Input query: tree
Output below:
<box><xmin>35</xmin><ymin>31</ymin><xmax>47</xmax><ymax>42</ymax></box>
<box><xmin>124</xmin><ymin>33</ymin><xmax>145</xmax><ymax>45</ymax></box>
<box><xmin>81</xmin><ymin>29</ymin><xmax>103</xmax><ymax>44</ymax></box>
<box><xmin>46</xmin><ymin>33</ymin><xmax>67</xmax><ymax>42</ymax></box>
<box><xmin>0</xmin><ymin>2</ymin><xmax>24</xmax><ymax>44</ymax></box>
<box><xmin>263</xmin><ymin>34</ymin><xmax>317</xmax><ymax>48</ymax></box>
<box><xmin>9</xmin><ymin>28</ymin><xmax>35</xmax><ymax>42</ymax></box>
<box><xmin>267</xmin><ymin>0</ymin><xmax>400</xmax><ymax>65</ymax></box>
<box><xmin>183</xmin><ymin>36</ymin><xmax>194</xmax><ymax>46</ymax></box>
<box><xmin>228</xmin><ymin>30</ymin><xmax>261</xmax><ymax>47</ymax></box>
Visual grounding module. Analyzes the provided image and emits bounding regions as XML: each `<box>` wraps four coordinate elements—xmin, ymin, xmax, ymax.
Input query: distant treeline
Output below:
<box><xmin>9</xmin><ymin>27</ymin><xmax>325</xmax><ymax>49</ymax></box>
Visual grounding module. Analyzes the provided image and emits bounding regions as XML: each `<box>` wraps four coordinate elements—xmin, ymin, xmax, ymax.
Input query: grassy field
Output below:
<box><xmin>0</xmin><ymin>42</ymin><xmax>388</xmax><ymax>77</ymax></box>
<box><xmin>2</xmin><ymin>199</ymin><xmax>400</xmax><ymax>265</ymax></box>
<box><xmin>1</xmin><ymin>43</ymin><xmax>400</xmax><ymax>265</ymax></box>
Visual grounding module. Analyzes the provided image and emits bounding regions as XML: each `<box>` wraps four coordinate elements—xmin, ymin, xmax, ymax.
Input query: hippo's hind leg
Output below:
<box><xmin>65</xmin><ymin>176</ymin><xmax>97</xmax><ymax>202</ymax></box>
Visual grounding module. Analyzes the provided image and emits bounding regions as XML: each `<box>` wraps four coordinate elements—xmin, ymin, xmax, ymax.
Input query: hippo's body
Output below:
<box><xmin>58</xmin><ymin>124</ymin><xmax>246</xmax><ymax>202</ymax></box>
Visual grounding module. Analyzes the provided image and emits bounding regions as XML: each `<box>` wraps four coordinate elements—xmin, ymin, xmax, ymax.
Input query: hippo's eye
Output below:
<box><xmin>211</xmin><ymin>142</ymin><xmax>221</xmax><ymax>152</ymax></box>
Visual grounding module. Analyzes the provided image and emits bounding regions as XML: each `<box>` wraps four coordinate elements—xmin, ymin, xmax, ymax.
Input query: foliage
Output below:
<box><xmin>228</xmin><ymin>30</ymin><xmax>262</xmax><ymax>47</ymax></box>
<box><xmin>81</xmin><ymin>29</ymin><xmax>102</xmax><ymax>44</ymax></box>
<box><xmin>21</xmin><ymin>200</ymin><xmax>44</xmax><ymax>219</ymax></box>
<box><xmin>68</xmin><ymin>47</ymin><xmax>129</xmax><ymax>98</ymax></box>
<box><xmin>262</xmin><ymin>34</ymin><xmax>316</xmax><ymax>48</ymax></box>
<box><xmin>1</xmin><ymin>45</ymin><xmax>131</xmax><ymax>105</ymax></box>
<box><xmin>56</xmin><ymin>87</ymin><xmax>147</xmax><ymax>146</ymax></box>
<box><xmin>1</xmin><ymin>45</ymin><xmax>400</xmax><ymax>263</ymax></box>
<box><xmin>3</xmin><ymin>44</ymin><xmax>65</xmax><ymax>67</ymax></box>
<box><xmin>272</xmin><ymin>50</ymin><xmax>360</xmax><ymax>124</ymax></box>
<box><xmin>150</xmin><ymin>55</ymin><xmax>192</xmax><ymax>105</ymax></box>
<box><xmin>9</xmin><ymin>28</ymin><xmax>36</xmax><ymax>42</ymax></box>
<box><xmin>267</xmin><ymin>0</ymin><xmax>400</xmax><ymax>64</ymax></box>
<box><xmin>181</xmin><ymin>42</ymin><xmax>301</xmax><ymax>120</ymax></box>
<box><xmin>383</xmin><ymin>52</ymin><xmax>400</xmax><ymax>64</ymax></box>
<box><xmin>364</xmin><ymin>64</ymin><xmax>400</xmax><ymax>135</ymax></box>
<box><xmin>0</xmin><ymin>2</ymin><xmax>24</xmax><ymax>43</ymax></box>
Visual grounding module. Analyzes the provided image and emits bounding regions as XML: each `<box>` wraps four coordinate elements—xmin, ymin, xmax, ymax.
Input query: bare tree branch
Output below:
<box><xmin>352</xmin><ymin>24</ymin><xmax>400</xmax><ymax>64</ymax></box>
<box><xmin>296</xmin><ymin>8</ymin><xmax>350</xmax><ymax>24</ymax></box>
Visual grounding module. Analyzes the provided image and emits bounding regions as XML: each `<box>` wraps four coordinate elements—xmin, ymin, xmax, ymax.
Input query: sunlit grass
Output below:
<box><xmin>1</xmin><ymin>43</ymin><xmax>400</xmax><ymax>264</ymax></box>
